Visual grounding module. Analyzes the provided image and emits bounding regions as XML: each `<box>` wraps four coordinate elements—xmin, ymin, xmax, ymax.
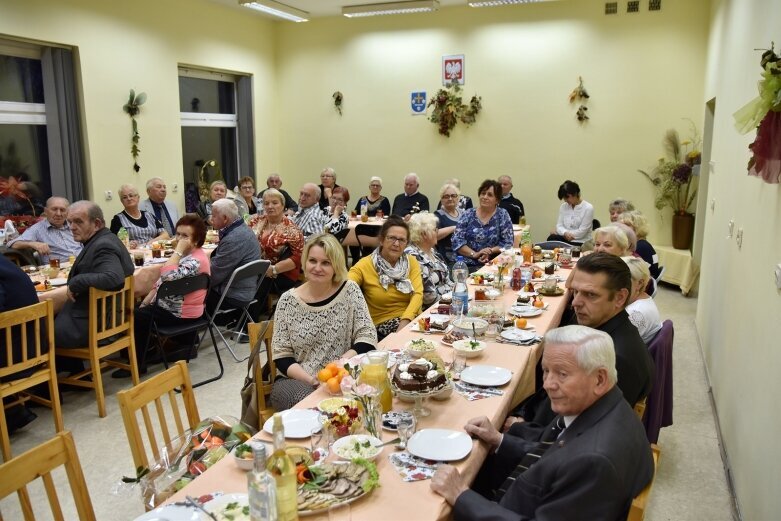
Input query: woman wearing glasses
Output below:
<box><xmin>237</xmin><ymin>176</ymin><xmax>263</xmax><ymax>216</ymax></box>
<box><xmin>452</xmin><ymin>179</ymin><xmax>514</xmax><ymax>273</ymax></box>
<box><xmin>318</xmin><ymin>167</ymin><xmax>341</xmax><ymax>210</ymax></box>
<box><xmin>434</xmin><ymin>182</ymin><xmax>463</xmax><ymax>266</ymax></box>
<box><xmin>348</xmin><ymin>216</ymin><xmax>423</xmax><ymax>340</ymax></box>
<box><xmin>110</xmin><ymin>184</ymin><xmax>169</xmax><ymax>248</ymax></box>
<box><xmin>354</xmin><ymin>176</ymin><xmax>390</xmax><ymax>217</ymax></box>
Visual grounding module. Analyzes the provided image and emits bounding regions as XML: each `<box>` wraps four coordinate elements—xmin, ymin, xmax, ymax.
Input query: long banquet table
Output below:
<box><xmin>162</xmin><ymin>259</ymin><xmax>572</xmax><ymax>520</ymax></box>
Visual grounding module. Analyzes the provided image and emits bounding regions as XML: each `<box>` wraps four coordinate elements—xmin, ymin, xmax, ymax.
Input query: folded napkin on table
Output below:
<box><xmin>389</xmin><ymin>452</ymin><xmax>443</xmax><ymax>481</ymax></box>
<box><xmin>454</xmin><ymin>381</ymin><xmax>505</xmax><ymax>401</ymax></box>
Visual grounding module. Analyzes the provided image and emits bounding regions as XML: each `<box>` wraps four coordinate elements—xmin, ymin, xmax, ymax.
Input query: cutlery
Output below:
<box><xmin>376</xmin><ymin>437</ymin><xmax>401</xmax><ymax>448</ymax></box>
<box><xmin>185</xmin><ymin>495</ymin><xmax>218</xmax><ymax>521</ymax></box>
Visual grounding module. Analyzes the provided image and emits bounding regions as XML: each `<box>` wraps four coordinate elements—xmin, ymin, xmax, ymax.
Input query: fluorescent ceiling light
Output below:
<box><xmin>343</xmin><ymin>1</ymin><xmax>440</xmax><ymax>17</ymax></box>
<box><xmin>469</xmin><ymin>0</ymin><xmax>552</xmax><ymax>6</ymax></box>
<box><xmin>239</xmin><ymin>0</ymin><xmax>309</xmax><ymax>22</ymax></box>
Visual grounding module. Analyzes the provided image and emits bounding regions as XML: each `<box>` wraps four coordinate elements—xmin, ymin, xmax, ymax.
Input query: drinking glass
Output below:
<box><xmin>451</xmin><ymin>350</ymin><xmax>467</xmax><ymax>375</ymax></box>
<box><xmin>311</xmin><ymin>427</ymin><xmax>330</xmax><ymax>462</ymax></box>
<box><xmin>449</xmin><ymin>301</ymin><xmax>463</xmax><ymax>324</ymax></box>
<box><xmin>396</xmin><ymin>412</ymin><xmax>416</xmax><ymax>450</ymax></box>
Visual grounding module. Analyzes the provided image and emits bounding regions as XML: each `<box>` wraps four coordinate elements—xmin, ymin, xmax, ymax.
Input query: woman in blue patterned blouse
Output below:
<box><xmin>451</xmin><ymin>179</ymin><xmax>514</xmax><ymax>272</ymax></box>
<box><xmin>406</xmin><ymin>212</ymin><xmax>454</xmax><ymax>306</ymax></box>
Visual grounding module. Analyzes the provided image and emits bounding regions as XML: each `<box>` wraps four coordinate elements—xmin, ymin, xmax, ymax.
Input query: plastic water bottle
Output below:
<box><xmin>452</xmin><ymin>256</ymin><xmax>469</xmax><ymax>316</ymax></box>
<box><xmin>248</xmin><ymin>444</ymin><xmax>277</xmax><ymax>521</ymax></box>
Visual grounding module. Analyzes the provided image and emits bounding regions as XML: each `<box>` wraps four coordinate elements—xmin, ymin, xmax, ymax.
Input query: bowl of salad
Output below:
<box><xmin>452</xmin><ymin>339</ymin><xmax>487</xmax><ymax>358</ymax></box>
<box><xmin>331</xmin><ymin>434</ymin><xmax>383</xmax><ymax>462</ymax></box>
<box><xmin>231</xmin><ymin>443</ymin><xmax>256</xmax><ymax>471</ymax></box>
<box><xmin>404</xmin><ymin>338</ymin><xmax>437</xmax><ymax>357</ymax></box>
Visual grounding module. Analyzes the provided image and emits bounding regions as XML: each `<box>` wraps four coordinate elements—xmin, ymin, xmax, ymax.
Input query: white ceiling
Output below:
<box><xmin>209</xmin><ymin>0</ymin><xmax>470</xmax><ymax>20</ymax></box>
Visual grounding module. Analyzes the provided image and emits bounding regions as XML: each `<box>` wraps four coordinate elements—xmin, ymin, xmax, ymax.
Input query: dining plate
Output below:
<box><xmin>509</xmin><ymin>306</ymin><xmax>544</xmax><ymax>318</ymax></box>
<box><xmin>263</xmin><ymin>409</ymin><xmax>321</xmax><ymax>438</ymax></box>
<box><xmin>500</xmin><ymin>329</ymin><xmax>536</xmax><ymax>342</ymax></box>
<box><xmin>133</xmin><ymin>504</ymin><xmax>200</xmax><ymax>521</ymax></box>
<box><xmin>406</xmin><ymin>429</ymin><xmax>472</xmax><ymax>462</ymax></box>
<box><xmin>48</xmin><ymin>277</ymin><xmax>68</xmax><ymax>287</ymax></box>
<box><xmin>205</xmin><ymin>493</ymin><xmax>249</xmax><ymax>519</ymax></box>
<box><xmin>460</xmin><ymin>365</ymin><xmax>512</xmax><ymax>387</ymax></box>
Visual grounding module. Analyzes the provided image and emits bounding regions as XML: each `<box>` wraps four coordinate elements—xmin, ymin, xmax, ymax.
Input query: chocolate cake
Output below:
<box><xmin>393</xmin><ymin>358</ymin><xmax>446</xmax><ymax>393</ymax></box>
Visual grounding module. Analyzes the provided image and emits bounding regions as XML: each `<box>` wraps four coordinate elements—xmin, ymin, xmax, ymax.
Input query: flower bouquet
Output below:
<box><xmin>340</xmin><ymin>368</ymin><xmax>382</xmax><ymax>439</ymax></box>
<box><xmin>491</xmin><ymin>251</ymin><xmax>515</xmax><ymax>291</ymax></box>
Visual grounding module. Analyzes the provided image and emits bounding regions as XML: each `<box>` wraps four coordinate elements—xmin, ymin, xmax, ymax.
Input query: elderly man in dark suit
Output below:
<box><xmin>432</xmin><ymin>325</ymin><xmax>654</xmax><ymax>520</ymax></box>
<box><xmin>54</xmin><ymin>201</ymin><xmax>134</xmax><ymax>372</ymax></box>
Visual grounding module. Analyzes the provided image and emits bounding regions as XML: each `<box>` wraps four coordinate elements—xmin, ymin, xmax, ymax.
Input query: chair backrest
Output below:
<box><xmin>332</xmin><ymin>227</ymin><xmax>350</xmax><ymax>244</ymax></box>
<box><xmin>643</xmin><ymin>319</ymin><xmax>674</xmax><ymax>443</ymax></box>
<box><xmin>117</xmin><ymin>361</ymin><xmax>200</xmax><ymax>470</ymax></box>
<box><xmin>247</xmin><ymin>321</ymin><xmax>276</xmax><ymax>425</ymax></box>
<box><xmin>354</xmin><ymin>224</ymin><xmax>382</xmax><ymax>254</ymax></box>
<box><xmin>628</xmin><ymin>444</ymin><xmax>661</xmax><ymax>521</ymax></box>
<box><xmin>211</xmin><ymin>259</ymin><xmax>271</xmax><ymax>315</ymax></box>
<box><xmin>87</xmin><ymin>276</ymin><xmax>134</xmax><ymax>346</ymax></box>
<box><xmin>534</xmin><ymin>241</ymin><xmax>573</xmax><ymax>250</ymax></box>
<box><xmin>633</xmin><ymin>397</ymin><xmax>647</xmax><ymax>420</ymax></box>
<box><xmin>155</xmin><ymin>273</ymin><xmax>210</xmax><ymax>303</ymax></box>
<box><xmin>0</xmin><ymin>300</ymin><xmax>54</xmax><ymax>380</ymax></box>
<box><xmin>0</xmin><ymin>431</ymin><xmax>96</xmax><ymax>521</ymax></box>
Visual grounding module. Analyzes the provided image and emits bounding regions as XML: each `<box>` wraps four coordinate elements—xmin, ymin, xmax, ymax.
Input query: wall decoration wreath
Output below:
<box><xmin>123</xmin><ymin>89</ymin><xmax>146</xmax><ymax>173</ymax></box>
<box><xmin>427</xmin><ymin>80</ymin><xmax>482</xmax><ymax>137</ymax></box>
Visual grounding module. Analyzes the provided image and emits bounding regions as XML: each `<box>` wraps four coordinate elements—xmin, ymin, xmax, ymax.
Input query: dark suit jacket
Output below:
<box><xmin>0</xmin><ymin>256</ymin><xmax>42</xmax><ymax>373</ymax></box>
<box><xmin>455</xmin><ymin>387</ymin><xmax>654</xmax><ymax>521</ymax></box>
<box><xmin>391</xmin><ymin>192</ymin><xmax>430</xmax><ymax>217</ymax></box>
<box><xmin>55</xmin><ymin>228</ymin><xmax>134</xmax><ymax>347</ymax></box>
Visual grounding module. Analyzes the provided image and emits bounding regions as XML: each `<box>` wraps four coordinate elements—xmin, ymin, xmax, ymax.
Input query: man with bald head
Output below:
<box><xmin>8</xmin><ymin>196</ymin><xmax>82</xmax><ymax>262</ymax></box>
<box><xmin>139</xmin><ymin>177</ymin><xmax>179</xmax><ymax>235</ymax></box>
<box><xmin>432</xmin><ymin>326</ymin><xmax>654</xmax><ymax>520</ymax></box>
<box><xmin>292</xmin><ymin>182</ymin><xmax>347</xmax><ymax>240</ymax></box>
<box><xmin>55</xmin><ymin>201</ymin><xmax>134</xmax><ymax>366</ymax></box>
<box><xmin>498</xmin><ymin>175</ymin><xmax>525</xmax><ymax>223</ymax></box>
<box><xmin>391</xmin><ymin>173</ymin><xmax>429</xmax><ymax>218</ymax></box>
<box><xmin>258</xmin><ymin>174</ymin><xmax>298</xmax><ymax>213</ymax></box>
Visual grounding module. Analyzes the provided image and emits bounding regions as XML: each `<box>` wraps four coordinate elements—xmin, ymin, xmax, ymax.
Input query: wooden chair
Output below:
<box><xmin>633</xmin><ymin>397</ymin><xmax>647</xmax><ymax>421</ymax></box>
<box><xmin>247</xmin><ymin>321</ymin><xmax>276</xmax><ymax>426</ymax></box>
<box><xmin>0</xmin><ymin>430</ymin><xmax>96</xmax><ymax>521</ymax></box>
<box><xmin>56</xmin><ymin>276</ymin><xmax>139</xmax><ymax>418</ymax></box>
<box><xmin>0</xmin><ymin>245</ymin><xmax>41</xmax><ymax>267</ymax></box>
<box><xmin>0</xmin><ymin>300</ymin><xmax>63</xmax><ymax>462</ymax></box>
<box><xmin>628</xmin><ymin>443</ymin><xmax>661</xmax><ymax>521</ymax></box>
<box><xmin>116</xmin><ymin>360</ymin><xmax>200</xmax><ymax>471</ymax></box>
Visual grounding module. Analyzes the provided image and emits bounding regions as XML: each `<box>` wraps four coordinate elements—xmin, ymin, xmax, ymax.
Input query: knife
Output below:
<box><xmin>376</xmin><ymin>437</ymin><xmax>401</xmax><ymax>448</ymax></box>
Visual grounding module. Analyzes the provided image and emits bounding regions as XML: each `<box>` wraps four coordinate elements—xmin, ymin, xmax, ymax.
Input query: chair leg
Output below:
<box><xmin>48</xmin><ymin>371</ymin><xmax>64</xmax><ymax>433</ymax></box>
<box><xmin>190</xmin><ymin>325</ymin><xmax>225</xmax><ymax>388</ymax></box>
<box><xmin>0</xmin><ymin>405</ymin><xmax>11</xmax><ymax>462</ymax></box>
<box><xmin>91</xmin><ymin>353</ymin><xmax>106</xmax><ymax>418</ymax></box>
<box><xmin>213</xmin><ymin>325</ymin><xmax>249</xmax><ymax>363</ymax></box>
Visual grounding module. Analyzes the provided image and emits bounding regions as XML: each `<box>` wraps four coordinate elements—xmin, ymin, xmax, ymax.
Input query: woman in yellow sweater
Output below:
<box><xmin>348</xmin><ymin>216</ymin><xmax>423</xmax><ymax>340</ymax></box>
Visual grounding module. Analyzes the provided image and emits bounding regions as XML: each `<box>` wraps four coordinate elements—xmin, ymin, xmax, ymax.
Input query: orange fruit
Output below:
<box><xmin>337</xmin><ymin>368</ymin><xmax>349</xmax><ymax>379</ymax></box>
<box><xmin>534</xmin><ymin>298</ymin><xmax>544</xmax><ymax>308</ymax></box>
<box><xmin>325</xmin><ymin>362</ymin><xmax>339</xmax><ymax>376</ymax></box>
<box><xmin>515</xmin><ymin>318</ymin><xmax>528</xmax><ymax>329</ymax></box>
<box><xmin>317</xmin><ymin>368</ymin><xmax>332</xmax><ymax>383</ymax></box>
<box><xmin>326</xmin><ymin>376</ymin><xmax>341</xmax><ymax>394</ymax></box>
<box><xmin>533</xmin><ymin>270</ymin><xmax>543</xmax><ymax>278</ymax></box>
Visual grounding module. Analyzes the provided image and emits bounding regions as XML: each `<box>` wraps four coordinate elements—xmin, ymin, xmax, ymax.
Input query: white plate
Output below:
<box><xmin>500</xmin><ymin>329</ymin><xmax>536</xmax><ymax>342</ymax></box>
<box><xmin>510</xmin><ymin>306</ymin><xmax>544</xmax><ymax>318</ymax></box>
<box><xmin>406</xmin><ymin>429</ymin><xmax>472</xmax><ymax>462</ymax></box>
<box><xmin>206</xmin><ymin>493</ymin><xmax>249</xmax><ymax>519</ymax></box>
<box><xmin>460</xmin><ymin>365</ymin><xmax>512</xmax><ymax>387</ymax></box>
<box><xmin>263</xmin><ymin>409</ymin><xmax>321</xmax><ymax>438</ymax></box>
<box><xmin>133</xmin><ymin>504</ymin><xmax>199</xmax><ymax>521</ymax></box>
<box><xmin>48</xmin><ymin>277</ymin><xmax>67</xmax><ymax>287</ymax></box>
<box><xmin>332</xmin><ymin>434</ymin><xmax>383</xmax><ymax>461</ymax></box>
<box><xmin>517</xmin><ymin>290</ymin><xmax>538</xmax><ymax>298</ymax></box>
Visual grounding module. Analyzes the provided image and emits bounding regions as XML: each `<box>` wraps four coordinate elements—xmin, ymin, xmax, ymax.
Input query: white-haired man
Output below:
<box><xmin>391</xmin><ymin>173</ymin><xmax>429</xmax><ymax>218</ymax></box>
<box><xmin>498</xmin><ymin>175</ymin><xmax>525</xmax><ymax>224</ymax></box>
<box><xmin>432</xmin><ymin>325</ymin><xmax>654</xmax><ymax>520</ymax></box>
<box><xmin>258</xmin><ymin>174</ymin><xmax>298</xmax><ymax>212</ymax></box>
<box><xmin>139</xmin><ymin>177</ymin><xmax>179</xmax><ymax>235</ymax></box>
<box><xmin>8</xmin><ymin>196</ymin><xmax>82</xmax><ymax>262</ymax></box>
<box><xmin>292</xmin><ymin>182</ymin><xmax>347</xmax><ymax>240</ymax></box>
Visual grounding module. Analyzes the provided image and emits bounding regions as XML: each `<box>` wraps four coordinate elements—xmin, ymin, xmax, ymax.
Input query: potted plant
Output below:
<box><xmin>638</xmin><ymin>125</ymin><xmax>701</xmax><ymax>249</ymax></box>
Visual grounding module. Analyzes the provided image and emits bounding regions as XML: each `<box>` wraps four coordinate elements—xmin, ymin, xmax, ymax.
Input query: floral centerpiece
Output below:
<box><xmin>340</xmin><ymin>364</ymin><xmax>382</xmax><ymax>439</ymax></box>
<box><xmin>491</xmin><ymin>251</ymin><xmax>515</xmax><ymax>291</ymax></box>
<box><xmin>638</xmin><ymin>123</ymin><xmax>701</xmax><ymax>249</ymax></box>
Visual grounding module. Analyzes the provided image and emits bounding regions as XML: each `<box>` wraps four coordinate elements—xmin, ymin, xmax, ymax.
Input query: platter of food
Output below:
<box><xmin>297</xmin><ymin>460</ymin><xmax>379</xmax><ymax>516</ymax></box>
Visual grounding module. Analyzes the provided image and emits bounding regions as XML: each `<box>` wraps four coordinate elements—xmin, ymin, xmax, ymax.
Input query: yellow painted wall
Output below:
<box><xmin>0</xmin><ymin>0</ymin><xmax>277</xmax><ymax>216</ymax></box>
<box><xmin>274</xmin><ymin>0</ymin><xmax>709</xmax><ymax>243</ymax></box>
<box><xmin>698</xmin><ymin>0</ymin><xmax>781</xmax><ymax>518</ymax></box>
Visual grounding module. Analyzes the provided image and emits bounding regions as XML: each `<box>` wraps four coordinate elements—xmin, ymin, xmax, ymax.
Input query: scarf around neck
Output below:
<box><xmin>372</xmin><ymin>249</ymin><xmax>413</xmax><ymax>294</ymax></box>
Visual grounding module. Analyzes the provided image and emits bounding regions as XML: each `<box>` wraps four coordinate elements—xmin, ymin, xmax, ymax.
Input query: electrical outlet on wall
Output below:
<box><xmin>727</xmin><ymin>220</ymin><xmax>734</xmax><ymax>238</ymax></box>
<box><xmin>172</xmin><ymin>183</ymin><xmax>178</xmax><ymax>193</ymax></box>
<box><xmin>104</xmin><ymin>190</ymin><xmax>112</xmax><ymax>201</ymax></box>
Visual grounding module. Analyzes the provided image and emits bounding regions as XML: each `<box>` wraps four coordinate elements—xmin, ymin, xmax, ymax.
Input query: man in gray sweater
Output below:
<box><xmin>205</xmin><ymin>198</ymin><xmax>261</xmax><ymax>314</ymax></box>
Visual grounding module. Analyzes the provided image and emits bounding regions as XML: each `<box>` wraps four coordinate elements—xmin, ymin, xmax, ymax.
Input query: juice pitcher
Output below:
<box><xmin>358</xmin><ymin>351</ymin><xmax>393</xmax><ymax>413</ymax></box>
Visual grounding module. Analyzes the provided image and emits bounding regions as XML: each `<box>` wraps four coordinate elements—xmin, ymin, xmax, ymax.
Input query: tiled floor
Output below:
<box><xmin>1</xmin><ymin>285</ymin><xmax>735</xmax><ymax>520</ymax></box>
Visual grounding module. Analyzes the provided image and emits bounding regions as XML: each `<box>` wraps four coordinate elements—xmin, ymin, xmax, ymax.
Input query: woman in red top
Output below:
<box><xmin>249</xmin><ymin>188</ymin><xmax>305</xmax><ymax>306</ymax></box>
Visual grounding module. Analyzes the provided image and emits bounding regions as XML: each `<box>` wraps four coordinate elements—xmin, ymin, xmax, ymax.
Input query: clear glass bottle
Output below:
<box><xmin>249</xmin><ymin>444</ymin><xmax>277</xmax><ymax>521</ymax></box>
<box><xmin>266</xmin><ymin>414</ymin><xmax>299</xmax><ymax>521</ymax></box>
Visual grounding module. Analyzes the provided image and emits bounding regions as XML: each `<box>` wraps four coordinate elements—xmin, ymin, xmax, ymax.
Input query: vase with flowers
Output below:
<box><xmin>491</xmin><ymin>251</ymin><xmax>515</xmax><ymax>293</ymax></box>
<box><xmin>638</xmin><ymin>123</ymin><xmax>702</xmax><ymax>249</ymax></box>
<box><xmin>340</xmin><ymin>364</ymin><xmax>383</xmax><ymax>439</ymax></box>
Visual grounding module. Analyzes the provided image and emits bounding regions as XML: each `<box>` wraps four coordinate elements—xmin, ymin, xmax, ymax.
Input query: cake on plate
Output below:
<box><xmin>392</xmin><ymin>357</ymin><xmax>446</xmax><ymax>393</ymax></box>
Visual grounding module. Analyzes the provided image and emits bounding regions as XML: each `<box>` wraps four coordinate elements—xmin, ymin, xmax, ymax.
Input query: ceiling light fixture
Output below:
<box><xmin>239</xmin><ymin>0</ymin><xmax>309</xmax><ymax>22</ymax></box>
<box><xmin>468</xmin><ymin>0</ymin><xmax>553</xmax><ymax>6</ymax></box>
<box><xmin>343</xmin><ymin>0</ymin><xmax>439</xmax><ymax>18</ymax></box>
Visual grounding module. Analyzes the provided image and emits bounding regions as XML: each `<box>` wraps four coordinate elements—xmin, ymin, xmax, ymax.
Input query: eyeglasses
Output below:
<box><xmin>385</xmin><ymin>236</ymin><xmax>408</xmax><ymax>245</ymax></box>
<box><xmin>320</xmin><ymin>174</ymin><xmax>334</xmax><ymax>178</ymax></box>
<box><xmin>241</xmin><ymin>185</ymin><xmax>254</xmax><ymax>190</ymax></box>
<box><xmin>120</xmin><ymin>194</ymin><xmax>139</xmax><ymax>200</ymax></box>
<box><xmin>442</xmin><ymin>194</ymin><xmax>458</xmax><ymax>199</ymax></box>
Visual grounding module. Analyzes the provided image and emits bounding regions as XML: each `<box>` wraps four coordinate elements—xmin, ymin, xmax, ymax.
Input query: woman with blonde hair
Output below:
<box><xmin>271</xmin><ymin>233</ymin><xmax>377</xmax><ymax>410</ymax></box>
<box><xmin>618</xmin><ymin>210</ymin><xmax>660</xmax><ymax>279</ymax></box>
<box><xmin>435</xmin><ymin>182</ymin><xmax>463</xmax><ymax>265</ymax></box>
<box><xmin>622</xmin><ymin>256</ymin><xmax>662</xmax><ymax>344</ymax></box>
<box><xmin>592</xmin><ymin>225</ymin><xmax>632</xmax><ymax>257</ymax></box>
<box><xmin>354</xmin><ymin>176</ymin><xmax>390</xmax><ymax>217</ymax></box>
<box><xmin>406</xmin><ymin>212</ymin><xmax>453</xmax><ymax>306</ymax></box>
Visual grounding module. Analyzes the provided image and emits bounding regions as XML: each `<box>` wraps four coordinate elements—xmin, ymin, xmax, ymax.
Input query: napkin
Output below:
<box><xmin>388</xmin><ymin>452</ymin><xmax>442</xmax><ymax>481</ymax></box>
<box><xmin>496</xmin><ymin>334</ymin><xmax>543</xmax><ymax>346</ymax></box>
<box><xmin>454</xmin><ymin>381</ymin><xmax>505</xmax><ymax>401</ymax></box>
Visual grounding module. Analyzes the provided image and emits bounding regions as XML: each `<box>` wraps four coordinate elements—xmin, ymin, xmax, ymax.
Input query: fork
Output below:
<box><xmin>186</xmin><ymin>495</ymin><xmax>218</xmax><ymax>521</ymax></box>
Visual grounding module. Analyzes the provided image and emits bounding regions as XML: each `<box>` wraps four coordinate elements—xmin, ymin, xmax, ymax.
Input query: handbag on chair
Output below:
<box><xmin>240</xmin><ymin>321</ymin><xmax>272</xmax><ymax>430</ymax></box>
